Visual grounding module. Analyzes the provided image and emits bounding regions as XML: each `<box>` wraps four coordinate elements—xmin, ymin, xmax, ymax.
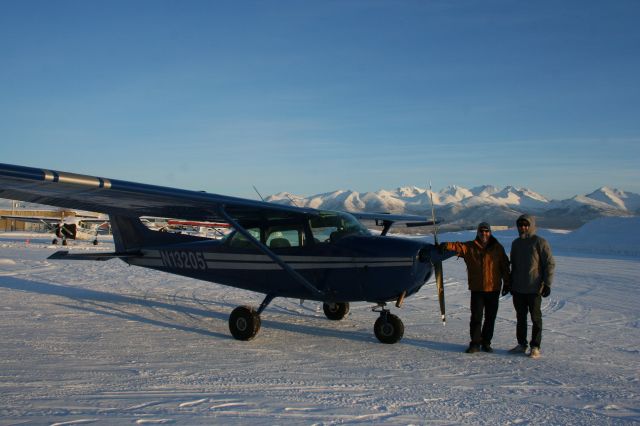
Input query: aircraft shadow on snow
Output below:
<box><xmin>0</xmin><ymin>276</ymin><xmax>461</xmax><ymax>351</ymax></box>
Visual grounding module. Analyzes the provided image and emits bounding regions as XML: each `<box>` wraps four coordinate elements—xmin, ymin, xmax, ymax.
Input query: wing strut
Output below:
<box><xmin>379</xmin><ymin>220</ymin><xmax>393</xmax><ymax>236</ymax></box>
<box><xmin>218</xmin><ymin>206</ymin><xmax>325</xmax><ymax>298</ymax></box>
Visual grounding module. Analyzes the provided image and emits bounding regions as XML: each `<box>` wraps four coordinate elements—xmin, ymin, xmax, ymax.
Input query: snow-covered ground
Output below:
<box><xmin>0</xmin><ymin>218</ymin><xmax>638</xmax><ymax>425</ymax></box>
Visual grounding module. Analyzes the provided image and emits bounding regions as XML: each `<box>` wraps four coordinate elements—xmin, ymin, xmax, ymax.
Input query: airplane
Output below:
<box><xmin>0</xmin><ymin>212</ymin><xmax>109</xmax><ymax>245</ymax></box>
<box><xmin>0</xmin><ymin>163</ymin><xmax>447</xmax><ymax>343</ymax></box>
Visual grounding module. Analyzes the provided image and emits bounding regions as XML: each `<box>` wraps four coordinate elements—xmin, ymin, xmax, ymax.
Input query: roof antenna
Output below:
<box><xmin>252</xmin><ymin>185</ymin><xmax>265</xmax><ymax>202</ymax></box>
<box><xmin>253</xmin><ymin>185</ymin><xmax>300</xmax><ymax>207</ymax></box>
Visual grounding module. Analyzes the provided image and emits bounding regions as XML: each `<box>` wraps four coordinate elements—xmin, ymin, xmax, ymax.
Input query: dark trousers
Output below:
<box><xmin>512</xmin><ymin>292</ymin><xmax>542</xmax><ymax>348</ymax></box>
<box><xmin>469</xmin><ymin>291</ymin><xmax>500</xmax><ymax>347</ymax></box>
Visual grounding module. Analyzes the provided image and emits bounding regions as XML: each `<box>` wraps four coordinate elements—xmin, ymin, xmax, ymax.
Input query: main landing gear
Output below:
<box><xmin>51</xmin><ymin>238</ymin><xmax>98</xmax><ymax>245</ymax></box>
<box><xmin>51</xmin><ymin>238</ymin><xmax>68</xmax><ymax>245</ymax></box>
<box><xmin>228</xmin><ymin>300</ymin><xmax>352</xmax><ymax>341</ymax></box>
<box><xmin>228</xmin><ymin>294</ymin><xmax>274</xmax><ymax>341</ymax></box>
<box><xmin>228</xmin><ymin>298</ymin><xmax>404</xmax><ymax>344</ymax></box>
<box><xmin>322</xmin><ymin>302</ymin><xmax>349</xmax><ymax>320</ymax></box>
<box><xmin>228</xmin><ymin>306</ymin><xmax>261</xmax><ymax>341</ymax></box>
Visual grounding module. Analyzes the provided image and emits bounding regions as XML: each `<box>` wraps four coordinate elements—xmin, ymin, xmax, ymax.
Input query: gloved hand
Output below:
<box><xmin>541</xmin><ymin>285</ymin><xmax>551</xmax><ymax>298</ymax></box>
<box><xmin>501</xmin><ymin>285</ymin><xmax>511</xmax><ymax>296</ymax></box>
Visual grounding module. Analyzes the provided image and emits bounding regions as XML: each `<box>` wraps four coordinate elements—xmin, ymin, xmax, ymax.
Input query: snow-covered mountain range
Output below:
<box><xmin>2</xmin><ymin>186</ymin><xmax>637</xmax><ymax>230</ymax></box>
<box><xmin>266</xmin><ymin>186</ymin><xmax>640</xmax><ymax>229</ymax></box>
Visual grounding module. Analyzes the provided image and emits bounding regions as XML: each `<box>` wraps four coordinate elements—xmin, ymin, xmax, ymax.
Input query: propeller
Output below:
<box><xmin>429</xmin><ymin>182</ymin><xmax>446</xmax><ymax>325</ymax></box>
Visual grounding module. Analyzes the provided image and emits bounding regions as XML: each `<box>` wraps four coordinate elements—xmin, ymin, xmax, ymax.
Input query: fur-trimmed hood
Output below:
<box><xmin>517</xmin><ymin>214</ymin><xmax>536</xmax><ymax>238</ymax></box>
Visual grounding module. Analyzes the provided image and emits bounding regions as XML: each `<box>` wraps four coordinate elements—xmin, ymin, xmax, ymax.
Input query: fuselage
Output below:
<box><xmin>126</xmin><ymin>234</ymin><xmax>433</xmax><ymax>303</ymax></box>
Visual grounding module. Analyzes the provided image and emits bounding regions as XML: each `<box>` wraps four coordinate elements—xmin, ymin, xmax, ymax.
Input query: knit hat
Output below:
<box><xmin>477</xmin><ymin>222</ymin><xmax>491</xmax><ymax>232</ymax></box>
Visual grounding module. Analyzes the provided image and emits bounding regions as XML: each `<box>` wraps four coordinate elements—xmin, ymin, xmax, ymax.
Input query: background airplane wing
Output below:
<box><xmin>0</xmin><ymin>215</ymin><xmax>62</xmax><ymax>225</ymax></box>
<box><xmin>76</xmin><ymin>217</ymin><xmax>110</xmax><ymax>224</ymax></box>
<box><xmin>0</xmin><ymin>163</ymin><xmax>319</xmax><ymax>223</ymax></box>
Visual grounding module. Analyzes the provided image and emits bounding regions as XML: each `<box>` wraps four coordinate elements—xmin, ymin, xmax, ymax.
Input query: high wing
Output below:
<box><xmin>0</xmin><ymin>163</ymin><xmax>432</xmax><ymax>227</ymax></box>
<box><xmin>0</xmin><ymin>163</ymin><xmax>318</xmax><ymax>223</ymax></box>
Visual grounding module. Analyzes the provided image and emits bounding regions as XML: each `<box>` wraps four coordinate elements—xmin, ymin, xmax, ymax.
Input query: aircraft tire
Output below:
<box><xmin>374</xmin><ymin>313</ymin><xmax>404</xmax><ymax>344</ymax></box>
<box><xmin>93</xmin><ymin>239</ymin><xmax>99</xmax><ymax>245</ymax></box>
<box><xmin>323</xmin><ymin>302</ymin><xmax>350</xmax><ymax>320</ymax></box>
<box><xmin>52</xmin><ymin>238</ymin><xmax>58</xmax><ymax>245</ymax></box>
<box><xmin>229</xmin><ymin>306</ymin><xmax>261</xmax><ymax>341</ymax></box>
<box><xmin>62</xmin><ymin>239</ymin><xmax>68</xmax><ymax>246</ymax></box>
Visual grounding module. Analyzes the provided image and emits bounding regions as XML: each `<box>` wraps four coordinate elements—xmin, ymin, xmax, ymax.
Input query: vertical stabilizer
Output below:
<box><xmin>110</xmin><ymin>215</ymin><xmax>150</xmax><ymax>252</ymax></box>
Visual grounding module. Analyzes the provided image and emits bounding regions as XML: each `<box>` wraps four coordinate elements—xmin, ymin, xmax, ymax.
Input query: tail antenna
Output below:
<box><xmin>286</xmin><ymin>194</ymin><xmax>301</xmax><ymax>207</ymax></box>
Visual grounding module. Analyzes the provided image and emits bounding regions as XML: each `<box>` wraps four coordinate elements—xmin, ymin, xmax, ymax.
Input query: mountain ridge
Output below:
<box><xmin>267</xmin><ymin>186</ymin><xmax>640</xmax><ymax>229</ymax></box>
<box><xmin>2</xmin><ymin>186</ymin><xmax>637</xmax><ymax>231</ymax></box>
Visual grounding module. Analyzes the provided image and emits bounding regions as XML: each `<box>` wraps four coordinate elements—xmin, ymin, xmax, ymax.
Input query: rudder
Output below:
<box><xmin>110</xmin><ymin>215</ymin><xmax>151</xmax><ymax>252</ymax></box>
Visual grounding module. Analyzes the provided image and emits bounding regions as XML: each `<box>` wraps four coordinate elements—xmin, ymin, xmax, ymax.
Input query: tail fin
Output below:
<box><xmin>110</xmin><ymin>215</ymin><xmax>151</xmax><ymax>252</ymax></box>
<box><xmin>109</xmin><ymin>215</ymin><xmax>207</xmax><ymax>252</ymax></box>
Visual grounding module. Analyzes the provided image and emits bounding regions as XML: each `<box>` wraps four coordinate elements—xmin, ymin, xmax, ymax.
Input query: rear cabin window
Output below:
<box><xmin>266</xmin><ymin>227</ymin><xmax>304</xmax><ymax>248</ymax></box>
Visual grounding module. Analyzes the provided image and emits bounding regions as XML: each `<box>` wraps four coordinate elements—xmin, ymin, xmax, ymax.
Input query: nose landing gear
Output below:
<box><xmin>373</xmin><ymin>304</ymin><xmax>404</xmax><ymax>344</ymax></box>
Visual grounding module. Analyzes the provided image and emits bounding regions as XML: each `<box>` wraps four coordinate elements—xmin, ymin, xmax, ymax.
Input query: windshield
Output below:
<box><xmin>309</xmin><ymin>211</ymin><xmax>370</xmax><ymax>243</ymax></box>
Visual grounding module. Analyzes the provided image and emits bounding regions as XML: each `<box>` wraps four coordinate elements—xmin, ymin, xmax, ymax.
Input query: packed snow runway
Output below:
<box><xmin>0</xmin><ymin>226</ymin><xmax>639</xmax><ymax>425</ymax></box>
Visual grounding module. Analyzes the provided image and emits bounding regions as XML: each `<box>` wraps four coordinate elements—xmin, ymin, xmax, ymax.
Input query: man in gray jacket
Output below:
<box><xmin>508</xmin><ymin>214</ymin><xmax>555</xmax><ymax>358</ymax></box>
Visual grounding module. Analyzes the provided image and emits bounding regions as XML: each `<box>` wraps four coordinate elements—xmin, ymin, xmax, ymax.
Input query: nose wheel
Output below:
<box><xmin>373</xmin><ymin>306</ymin><xmax>404</xmax><ymax>344</ymax></box>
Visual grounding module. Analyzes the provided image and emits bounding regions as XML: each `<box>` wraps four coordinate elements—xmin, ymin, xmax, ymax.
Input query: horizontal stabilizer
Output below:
<box><xmin>47</xmin><ymin>250</ymin><xmax>141</xmax><ymax>261</ymax></box>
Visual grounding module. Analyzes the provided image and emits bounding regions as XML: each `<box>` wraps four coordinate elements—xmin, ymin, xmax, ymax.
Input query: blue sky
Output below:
<box><xmin>1</xmin><ymin>0</ymin><xmax>639</xmax><ymax>200</ymax></box>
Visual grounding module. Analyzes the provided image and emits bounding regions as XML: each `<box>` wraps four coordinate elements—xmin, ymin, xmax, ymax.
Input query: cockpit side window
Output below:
<box><xmin>227</xmin><ymin>222</ymin><xmax>306</xmax><ymax>249</ymax></box>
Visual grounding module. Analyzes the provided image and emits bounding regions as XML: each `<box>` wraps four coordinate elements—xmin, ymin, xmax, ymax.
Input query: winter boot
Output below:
<box><xmin>508</xmin><ymin>344</ymin><xmax>527</xmax><ymax>354</ymax></box>
<box><xmin>465</xmin><ymin>344</ymin><xmax>480</xmax><ymax>354</ymax></box>
<box><xmin>529</xmin><ymin>347</ymin><xmax>541</xmax><ymax>359</ymax></box>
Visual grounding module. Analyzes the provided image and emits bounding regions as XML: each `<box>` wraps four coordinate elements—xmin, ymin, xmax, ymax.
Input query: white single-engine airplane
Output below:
<box><xmin>0</xmin><ymin>163</ymin><xmax>446</xmax><ymax>343</ymax></box>
<box><xmin>1</xmin><ymin>213</ymin><xmax>109</xmax><ymax>245</ymax></box>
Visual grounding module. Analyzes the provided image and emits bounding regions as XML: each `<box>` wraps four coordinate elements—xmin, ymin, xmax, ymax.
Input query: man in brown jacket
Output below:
<box><xmin>440</xmin><ymin>222</ymin><xmax>511</xmax><ymax>353</ymax></box>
